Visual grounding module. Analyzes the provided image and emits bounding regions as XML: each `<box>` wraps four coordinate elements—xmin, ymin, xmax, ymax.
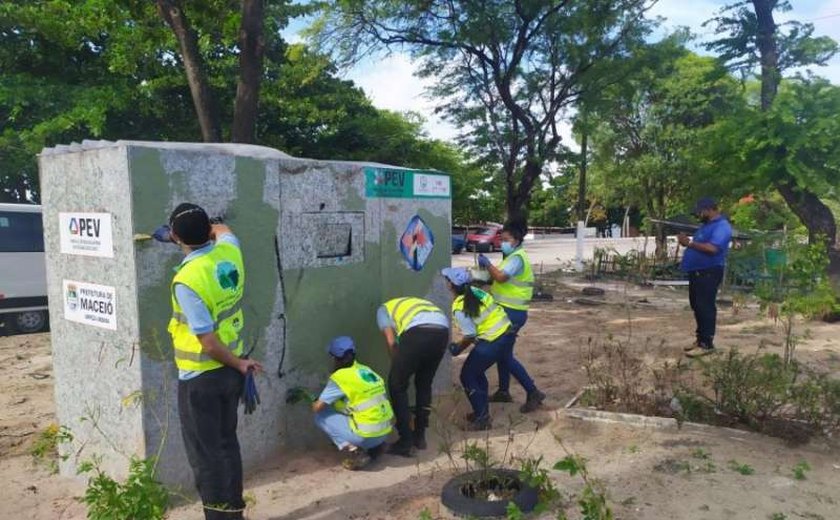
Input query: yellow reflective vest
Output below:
<box><xmin>452</xmin><ymin>287</ymin><xmax>511</xmax><ymax>342</ymax></box>
<box><xmin>330</xmin><ymin>361</ymin><xmax>394</xmax><ymax>438</ymax></box>
<box><xmin>168</xmin><ymin>242</ymin><xmax>245</xmax><ymax>372</ymax></box>
<box><xmin>383</xmin><ymin>297</ymin><xmax>445</xmax><ymax>336</ymax></box>
<box><xmin>491</xmin><ymin>247</ymin><xmax>534</xmax><ymax>310</ymax></box>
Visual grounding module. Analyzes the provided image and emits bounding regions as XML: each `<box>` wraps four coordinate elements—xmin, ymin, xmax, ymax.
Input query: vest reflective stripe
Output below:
<box><xmin>348</xmin><ymin>393</ymin><xmax>389</xmax><ymax>413</ymax></box>
<box><xmin>384</xmin><ymin>297</ymin><xmax>444</xmax><ymax>336</ymax></box>
<box><xmin>329</xmin><ymin>362</ymin><xmax>394</xmax><ymax>438</ymax></box>
<box><xmin>174</xmin><ymin>339</ymin><xmax>242</xmax><ymax>363</ymax></box>
<box><xmin>168</xmin><ymin>242</ymin><xmax>245</xmax><ymax>372</ymax></box>
<box><xmin>492</xmin><ymin>248</ymin><xmax>534</xmax><ymax>310</ymax></box>
<box><xmin>452</xmin><ymin>288</ymin><xmax>511</xmax><ymax>342</ymax></box>
<box><xmin>171</xmin><ymin>302</ymin><xmax>243</xmax><ymax>330</ymax></box>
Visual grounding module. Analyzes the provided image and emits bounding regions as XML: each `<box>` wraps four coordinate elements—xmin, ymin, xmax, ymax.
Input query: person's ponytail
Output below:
<box><xmin>460</xmin><ymin>284</ymin><xmax>482</xmax><ymax>318</ymax></box>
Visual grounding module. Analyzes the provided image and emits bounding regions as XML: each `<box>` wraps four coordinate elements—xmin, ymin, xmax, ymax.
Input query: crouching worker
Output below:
<box><xmin>312</xmin><ymin>336</ymin><xmax>394</xmax><ymax>470</ymax></box>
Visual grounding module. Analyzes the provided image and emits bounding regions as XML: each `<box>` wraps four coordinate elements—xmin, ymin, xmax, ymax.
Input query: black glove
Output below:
<box><xmin>448</xmin><ymin>342</ymin><xmax>464</xmax><ymax>356</ymax></box>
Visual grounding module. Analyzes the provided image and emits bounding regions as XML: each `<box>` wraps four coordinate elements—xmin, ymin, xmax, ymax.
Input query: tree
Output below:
<box><xmin>311</xmin><ymin>0</ymin><xmax>656</xmax><ymax>220</ymax></box>
<box><xmin>588</xmin><ymin>40</ymin><xmax>744</xmax><ymax>253</ymax></box>
<box><xmin>706</xmin><ymin>0</ymin><xmax>839</xmax><ymax>265</ymax></box>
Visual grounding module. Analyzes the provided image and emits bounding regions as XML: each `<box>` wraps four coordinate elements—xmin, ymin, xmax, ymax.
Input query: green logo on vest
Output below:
<box><xmin>358</xmin><ymin>368</ymin><xmax>379</xmax><ymax>384</ymax></box>
<box><xmin>216</xmin><ymin>261</ymin><xmax>240</xmax><ymax>290</ymax></box>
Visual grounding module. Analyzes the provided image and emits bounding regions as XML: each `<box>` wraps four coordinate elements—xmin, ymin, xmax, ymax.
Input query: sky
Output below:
<box><xmin>285</xmin><ymin>0</ymin><xmax>840</xmax><ymax>143</ymax></box>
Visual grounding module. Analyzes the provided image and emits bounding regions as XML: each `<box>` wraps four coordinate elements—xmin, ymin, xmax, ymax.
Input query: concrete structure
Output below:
<box><xmin>38</xmin><ymin>140</ymin><xmax>452</xmax><ymax>490</ymax></box>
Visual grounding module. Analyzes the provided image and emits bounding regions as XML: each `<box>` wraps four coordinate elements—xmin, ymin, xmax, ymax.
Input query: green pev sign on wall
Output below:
<box><xmin>364</xmin><ymin>167</ymin><xmax>451</xmax><ymax>199</ymax></box>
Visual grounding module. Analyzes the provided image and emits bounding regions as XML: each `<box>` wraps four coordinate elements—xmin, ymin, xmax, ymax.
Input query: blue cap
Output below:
<box><xmin>441</xmin><ymin>267</ymin><xmax>471</xmax><ymax>286</ymax></box>
<box><xmin>693</xmin><ymin>197</ymin><xmax>717</xmax><ymax>214</ymax></box>
<box><xmin>328</xmin><ymin>336</ymin><xmax>355</xmax><ymax>357</ymax></box>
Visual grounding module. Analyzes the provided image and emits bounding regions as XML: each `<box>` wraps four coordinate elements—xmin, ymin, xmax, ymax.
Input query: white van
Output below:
<box><xmin>0</xmin><ymin>203</ymin><xmax>49</xmax><ymax>334</ymax></box>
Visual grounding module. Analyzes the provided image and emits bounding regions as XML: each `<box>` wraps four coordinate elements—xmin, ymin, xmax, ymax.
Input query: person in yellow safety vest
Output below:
<box><xmin>477</xmin><ymin>220</ymin><xmax>546</xmax><ymax>413</ymax></box>
<box><xmin>442</xmin><ymin>267</ymin><xmax>540</xmax><ymax>431</ymax></box>
<box><xmin>377</xmin><ymin>297</ymin><xmax>449</xmax><ymax>456</ymax></box>
<box><xmin>312</xmin><ymin>336</ymin><xmax>394</xmax><ymax>470</ymax></box>
<box><xmin>164</xmin><ymin>203</ymin><xmax>262</xmax><ymax>520</ymax></box>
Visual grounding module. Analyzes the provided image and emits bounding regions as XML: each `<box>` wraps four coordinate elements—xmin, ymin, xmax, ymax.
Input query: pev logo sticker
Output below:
<box><xmin>59</xmin><ymin>212</ymin><xmax>114</xmax><ymax>258</ymax></box>
<box><xmin>62</xmin><ymin>280</ymin><xmax>117</xmax><ymax>330</ymax></box>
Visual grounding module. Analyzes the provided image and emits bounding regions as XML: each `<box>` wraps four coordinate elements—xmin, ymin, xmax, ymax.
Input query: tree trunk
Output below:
<box><xmin>751</xmin><ymin>0</ymin><xmax>779</xmax><ymax>111</ymax></box>
<box><xmin>156</xmin><ymin>0</ymin><xmax>222</xmax><ymax>142</ymax></box>
<box><xmin>506</xmin><ymin>158</ymin><xmax>541</xmax><ymax>224</ymax></box>
<box><xmin>231</xmin><ymin>0</ymin><xmax>265</xmax><ymax>143</ymax></box>
<box><xmin>577</xmin><ymin>129</ymin><xmax>588</xmax><ymax>222</ymax></box>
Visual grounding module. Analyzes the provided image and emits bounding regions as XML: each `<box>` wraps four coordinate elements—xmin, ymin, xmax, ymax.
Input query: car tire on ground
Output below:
<box><xmin>440</xmin><ymin>468</ymin><xmax>539</xmax><ymax>518</ymax></box>
<box><xmin>11</xmin><ymin>310</ymin><xmax>49</xmax><ymax>334</ymax></box>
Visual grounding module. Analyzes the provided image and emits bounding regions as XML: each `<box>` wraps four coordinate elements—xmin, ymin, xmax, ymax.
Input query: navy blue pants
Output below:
<box><xmin>688</xmin><ymin>266</ymin><xmax>724</xmax><ymax>347</ymax></box>
<box><xmin>460</xmin><ymin>332</ymin><xmax>536</xmax><ymax>420</ymax></box>
<box><xmin>497</xmin><ymin>307</ymin><xmax>536</xmax><ymax>394</ymax></box>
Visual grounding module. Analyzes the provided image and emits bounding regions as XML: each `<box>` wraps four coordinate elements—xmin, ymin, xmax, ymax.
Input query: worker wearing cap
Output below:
<box><xmin>477</xmin><ymin>219</ymin><xmax>545</xmax><ymax>412</ymax></box>
<box><xmin>312</xmin><ymin>336</ymin><xmax>394</xmax><ymax>470</ymax></box>
<box><xmin>163</xmin><ymin>203</ymin><xmax>262</xmax><ymax>520</ymax></box>
<box><xmin>442</xmin><ymin>267</ymin><xmax>542</xmax><ymax>430</ymax></box>
<box><xmin>678</xmin><ymin>197</ymin><xmax>733</xmax><ymax>357</ymax></box>
<box><xmin>377</xmin><ymin>297</ymin><xmax>449</xmax><ymax>456</ymax></box>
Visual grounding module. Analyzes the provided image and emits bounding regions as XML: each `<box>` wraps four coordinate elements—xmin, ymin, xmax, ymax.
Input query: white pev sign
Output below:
<box><xmin>413</xmin><ymin>173</ymin><xmax>451</xmax><ymax>198</ymax></box>
<box><xmin>59</xmin><ymin>212</ymin><xmax>114</xmax><ymax>258</ymax></box>
<box><xmin>63</xmin><ymin>280</ymin><xmax>117</xmax><ymax>330</ymax></box>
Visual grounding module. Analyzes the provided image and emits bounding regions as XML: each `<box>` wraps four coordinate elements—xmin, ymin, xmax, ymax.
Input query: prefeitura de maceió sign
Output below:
<box><xmin>63</xmin><ymin>280</ymin><xmax>117</xmax><ymax>330</ymax></box>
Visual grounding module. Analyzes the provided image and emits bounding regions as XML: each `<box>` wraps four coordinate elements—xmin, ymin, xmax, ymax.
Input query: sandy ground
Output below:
<box><xmin>2</xmin><ymin>276</ymin><xmax>839</xmax><ymax>520</ymax></box>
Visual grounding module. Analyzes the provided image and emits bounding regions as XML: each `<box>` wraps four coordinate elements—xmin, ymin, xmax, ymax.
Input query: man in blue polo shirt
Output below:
<box><xmin>678</xmin><ymin>197</ymin><xmax>732</xmax><ymax>357</ymax></box>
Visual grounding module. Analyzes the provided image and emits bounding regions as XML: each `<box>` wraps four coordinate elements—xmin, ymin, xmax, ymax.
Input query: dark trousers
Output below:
<box><xmin>460</xmin><ymin>333</ymin><xmax>519</xmax><ymax>420</ymax></box>
<box><xmin>388</xmin><ymin>326</ymin><xmax>448</xmax><ymax>440</ymax></box>
<box><xmin>178</xmin><ymin>366</ymin><xmax>245</xmax><ymax>520</ymax></box>
<box><xmin>497</xmin><ymin>307</ymin><xmax>536</xmax><ymax>394</ymax></box>
<box><xmin>688</xmin><ymin>266</ymin><xmax>724</xmax><ymax>348</ymax></box>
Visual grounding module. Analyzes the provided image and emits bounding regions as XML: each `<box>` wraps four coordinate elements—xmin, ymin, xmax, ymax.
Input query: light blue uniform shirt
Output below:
<box><xmin>175</xmin><ymin>234</ymin><xmax>240</xmax><ymax>381</ymax></box>
<box><xmin>453</xmin><ymin>310</ymin><xmax>478</xmax><ymax>338</ymax></box>
<box><xmin>501</xmin><ymin>252</ymin><xmax>524</xmax><ymax>277</ymax></box>
<box><xmin>376</xmin><ymin>305</ymin><xmax>449</xmax><ymax>333</ymax></box>
<box><xmin>318</xmin><ymin>380</ymin><xmax>345</xmax><ymax>404</ymax></box>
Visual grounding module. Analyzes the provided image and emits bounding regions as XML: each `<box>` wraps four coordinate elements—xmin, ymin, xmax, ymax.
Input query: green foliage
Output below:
<box><xmin>30</xmin><ymin>423</ymin><xmax>73</xmax><ymax>473</ymax></box>
<box><xmin>728</xmin><ymin>460</ymin><xmax>756</xmax><ymax>476</ymax></box>
<box><xmin>462</xmin><ymin>442</ymin><xmax>493</xmax><ymax>472</ymax></box>
<box><xmin>691</xmin><ymin>448</ymin><xmax>710</xmax><ymax>460</ymax></box>
<box><xmin>418</xmin><ymin>507</ymin><xmax>433</xmax><ymax>520</ymax></box>
<box><xmin>769</xmin><ymin>514</ymin><xmax>787</xmax><ymax>520</ymax></box>
<box><xmin>505</xmin><ymin>501</ymin><xmax>525</xmax><ymax>520</ymax></box>
<box><xmin>78</xmin><ymin>456</ymin><xmax>169</xmax><ymax>520</ymax></box>
<box><xmin>553</xmin><ymin>455</ymin><xmax>613</xmax><ymax>520</ymax></box>
<box><xmin>791</xmin><ymin>460</ymin><xmax>811</xmax><ymax>480</ymax></box>
<box><xmin>518</xmin><ymin>456</ymin><xmax>560</xmax><ymax>512</ymax></box>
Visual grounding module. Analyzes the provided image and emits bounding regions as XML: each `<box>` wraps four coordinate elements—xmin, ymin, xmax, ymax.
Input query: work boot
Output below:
<box><xmin>684</xmin><ymin>341</ymin><xmax>701</xmax><ymax>352</ymax></box>
<box><xmin>520</xmin><ymin>390</ymin><xmax>546</xmax><ymax>413</ymax></box>
<box><xmin>387</xmin><ymin>437</ymin><xmax>414</xmax><ymax>457</ymax></box>
<box><xmin>489</xmin><ymin>389</ymin><xmax>514</xmax><ymax>403</ymax></box>
<box><xmin>413</xmin><ymin>429</ymin><xmax>428</xmax><ymax>450</ymax></box>
<box><xmin>464</xmin><ymin>416</ymin><xmax>492</xmax><ymax>431</ymax></box>
<box><xmin>367</xmin><ymin>443</ymin><xmax>386</xmax><ymax>461</ymax></box>
<box><xmin>341</xmin><ymin>446</ymin><xmax>371</xmax><ymax>471</ymax></box>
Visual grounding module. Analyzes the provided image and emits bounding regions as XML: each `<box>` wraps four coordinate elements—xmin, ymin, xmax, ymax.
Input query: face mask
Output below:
<box><xmin>501</xmin><ymin>241</ymin><xmax>515</xmax><ymax>255</ymax></box>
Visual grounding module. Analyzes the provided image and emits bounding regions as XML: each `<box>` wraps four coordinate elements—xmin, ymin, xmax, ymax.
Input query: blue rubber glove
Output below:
<box><xmin>477</xmin><ymin>254</ymin><xmax>492</xmax><ymax>269</ymax></box>
<box><xmin>152</xmin><ymin>225</ymin><xmax>172</xmax><ymax>243</ymax></box>
<box><xmin>448</xmin><ymin>342</ymin><xmax>464</xmax><ymax>356</ymax></box>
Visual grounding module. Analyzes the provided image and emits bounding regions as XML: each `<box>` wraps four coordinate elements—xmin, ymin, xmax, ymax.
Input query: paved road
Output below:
<box><xmin>452</xmin><ymin>236</ymin><xmax>662</xmax><ymax>271</ymax></box>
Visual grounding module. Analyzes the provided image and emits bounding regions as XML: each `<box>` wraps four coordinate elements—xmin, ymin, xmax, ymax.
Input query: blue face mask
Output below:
<box><xmin>501</xmin><ymin>241</ymin><xmax>515</xmax><ymax>255</ymax></box>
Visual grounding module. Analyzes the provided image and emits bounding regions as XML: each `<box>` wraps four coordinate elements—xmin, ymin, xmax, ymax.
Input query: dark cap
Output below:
<box><xmin>693</xmin><ymin>197</ymin><xmax>718</xmax><ymax>214</ymax></box>
<box><xmin>169</xmin><ymin>203</ymin><xmax>211</xmax><ymax>246</ymax></box>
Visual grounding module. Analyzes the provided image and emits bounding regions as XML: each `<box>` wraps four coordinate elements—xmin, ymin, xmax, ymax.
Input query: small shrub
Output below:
<box><xmin>518</xmin><ymin>456</ymin><xmax>560</xmax><ymax>512</ymax></box>
<box><xmin>554</xmin><ymin>455</ymin><xmax>614</xmax><ymax>520</ymax></box>
<box><xmin>505</xmin><ymin>501</ymin><xmax>525</xmax><ymax>520</ymax></box>
<box><xmin>691</xmin><ymin>448</ymin><xmax>710</xmax><ymax>460</ymax></box>
<box><xmin>791</xmin><ymin>460</ymin><xmax>811</xmax><ymax>480</ymax></box>
<box><xmin>462</xmin><ymin>442</ymin><xmax>493</xmax><ymax>472</ymax></box>
<box><xmin>30</xmin><ymin>424</ymin><xmax>73</xmax><ymax>473</ymax></box>
<box><xmin>418</xmin><ymin>507</ymin><xmax>434</xmax><ymax>520</ymax></box>
<box><xmin>78</xmin><ymin>456</ymin><xmax>168</xmax><ymax>520</ymax></box>
<box><xmin>728</xmin><ymin>460</ymin><xmax>755</xmax><ymax>476</ymax></box>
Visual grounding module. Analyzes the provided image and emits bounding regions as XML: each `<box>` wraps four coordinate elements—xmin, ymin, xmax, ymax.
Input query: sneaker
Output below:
<box><xmin>367</xmin><ymin>443</ymin><xmax>386</xmax><ymax>460</ymax></box>
<box><xmin>686</xmin><ymin>347</ymin><xmax>716</xmax><ymax>358</ymax></box>
<box><xmin>464</xmin><ymin>417</ymin><xmax>492</xmax><ymax>431</ymax></box>
<box><xmin>489</xmin><ymin>390</ymin><xmax>514</xmax><ymax>403</ymax></box>
<box><xmin>386</xmin><ymin>438</ymin><xmax>414</xmax><ymax>458</ymax></box>
<box><xmin>520</xmin><ymin>390</ymin><xmax>546</xmax><ymax>413</ymax></box>
<box><xmin>341</xmin><ymin>447</ymin><xmax>371</xmax><ymax>470</ymax></box>
<box><xmin>413</xmin><ymin>430</ymin><xmax>427</xmax><ymax>450</ymax></box>
<box><xmin>684</xmin><ymin>341</ymin><xmax>701</xmax><ymax>352</ymax></box>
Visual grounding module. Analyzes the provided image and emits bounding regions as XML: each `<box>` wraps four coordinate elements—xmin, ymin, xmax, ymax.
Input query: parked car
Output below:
<box><xmin>0</xmin><ymin>203</ymin><xmax>49</xmax><ymax>334</ymax></box>
<box><xmin>452</xmin><ymin>227</ymin><xmax>467</xmax><ymax>254</ymax></box>
<box><xmin>466</xmin><ymin>225</ymin><xmax>502</xmax><ymax>252</ymax></box>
